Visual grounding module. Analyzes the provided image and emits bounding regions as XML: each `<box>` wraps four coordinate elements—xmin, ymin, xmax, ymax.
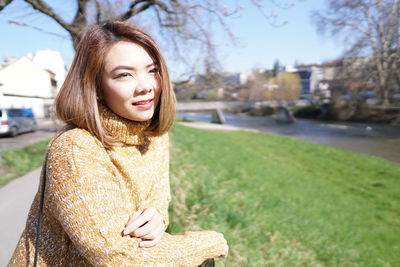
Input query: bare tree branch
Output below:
<box><xmin>0</xmin><ymin>0</ymin><xmax>13</xmax><ymax>11</ymax></box>
<box><xmin>313</xmin><ymin>0</ymin><xmax>400</xmax><ymax>106</ymax></box>
<box><xmin>93</xmin><ymin>0</ymin><xmax>102</xmax><ymax>23</ymax></box>
<box><xmin>8</xmin><ymin>20</ymin><xmax>70</xmax><ymax>39</ymax></box>
<box><xmin>110</xmin><ymin>0</ymin><xmax>175</xmax><ymax>22</ymax></box>
<box><xmin>2</xmin><ymin>0</ymin><xmax>301</xmax><ymax>78</ymax></box>
<box><xmin>71</xmin><ymin>0</ymin><xmax>89</xmax><ymax>32</ymax></box>
<box><xmin>23</xmin><ymin>0</ymin><xmax>72</xmax><ymax>33</ymax></box>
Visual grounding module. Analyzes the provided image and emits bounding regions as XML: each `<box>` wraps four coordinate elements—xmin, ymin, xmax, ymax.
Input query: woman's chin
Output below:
<box><xmin>126</xmin><ymin>110</ymin><xmax>154</xmax><ymax>122</ymax></box>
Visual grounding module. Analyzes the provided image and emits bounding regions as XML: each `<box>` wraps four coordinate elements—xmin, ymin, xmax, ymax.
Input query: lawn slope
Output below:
<box><xmin>168</xmin><ymin>124</ymin><xmax>400</xmax><ymax>266</ymax></box>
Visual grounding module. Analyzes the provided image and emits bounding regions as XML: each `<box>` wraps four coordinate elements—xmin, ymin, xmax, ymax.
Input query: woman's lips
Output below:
<box><xmin>132</xmin><ymin>99</ymin><xmax>154</xmax><ymax>110</ymax></box>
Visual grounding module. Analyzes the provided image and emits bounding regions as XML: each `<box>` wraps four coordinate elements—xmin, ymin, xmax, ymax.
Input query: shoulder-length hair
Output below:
<box><xmin>55</xmin><ymin>21</ymin><xmax>176</xmax><ymax>148</ymax></box>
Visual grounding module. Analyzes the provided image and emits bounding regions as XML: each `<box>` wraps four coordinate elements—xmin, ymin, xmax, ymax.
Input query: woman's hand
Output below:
<box><xmin>123</xmin><ymin>207</ymin><xmax>165</xmax><ymax>248</ymax></box>
<box><xmin>217</xmin><ymin>233</ymin><xmax>229</xmax><ymax>258</ymax></box>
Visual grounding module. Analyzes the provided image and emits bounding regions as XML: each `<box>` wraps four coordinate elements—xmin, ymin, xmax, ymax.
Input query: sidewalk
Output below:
<box><xmin>0</xmin><ymin>168</ymin><xmax>41</xmax><ymax>266</ymax></box>
<box><xmin>178</xmin><ymin>121</ymin><xmax>260</xmax><ymax>133</ymax></box>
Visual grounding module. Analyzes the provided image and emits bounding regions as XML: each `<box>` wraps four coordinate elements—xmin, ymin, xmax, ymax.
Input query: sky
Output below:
<box><xmin>0</xmin><ymin>0</ymin><xmax>345</xmax><ymax>80</ymax></box>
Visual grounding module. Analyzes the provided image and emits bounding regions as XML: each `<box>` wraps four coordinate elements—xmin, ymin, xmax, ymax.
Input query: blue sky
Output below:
<box><xmin>0</xmin><ymin>1</ymin><xmax>344</xmax><ymax>79</ymax></box>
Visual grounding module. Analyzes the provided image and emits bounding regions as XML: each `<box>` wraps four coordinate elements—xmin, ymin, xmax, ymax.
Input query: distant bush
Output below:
<box><xmin>247</xmin><ymin>106</ymin><xmax>275</xmax><ymax>116</ymax></box>
<box><xmin>293</xmin><ymin>106</ymin><xmax>322</xmax><ymax>119</ymax></box>
<box><xmin>226</xmin><ymin>106</ymin><xmax>275</xmax><ymax>116</ymax></box>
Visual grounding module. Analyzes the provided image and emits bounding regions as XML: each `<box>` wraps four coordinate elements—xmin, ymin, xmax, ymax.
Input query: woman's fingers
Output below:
<box><xmin>124</xmin><ymin>207</ymin><xmax>164</xmax><ymax>238</ymax></box>
<box><xmin>130</xmin><ymin>216</ymin><xmax>156</xmax><ymax>237</ymax></box>
<box><xmin>219</xmin><ymin>242</ymin><xmax>229</xmax><ymax>258</ymax></box>
<box><xmin>123</xmin><ymin>208</ymin><xmax>154</xmax><ymax>235</ymax></box>
<box><xmin>125</xmin><ymin>209</ymin><xmax>143</xmax><ymax>228</ymax></box>
<box><xmin>140</xmin><ymin>221</ymin><xmax>165</xmax><ymax>240</ymax></box>
<box><xmin>219</xmin><ymin>237</ymin><xmax>229</xmax><ymax>258</ymax></box>
<box><xmin>139</xmin><ymin>232</ymin><xmax>163</xmax><ymax>248</ymax></box>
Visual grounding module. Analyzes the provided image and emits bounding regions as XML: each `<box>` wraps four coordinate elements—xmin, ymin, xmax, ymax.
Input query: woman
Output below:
<box><xmin>9</xmin><ymin>21</ymin><xmax>228</xmax><ymax>266</ymax></box>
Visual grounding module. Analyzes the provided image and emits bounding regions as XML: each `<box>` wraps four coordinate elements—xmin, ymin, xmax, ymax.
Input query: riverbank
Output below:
<box><xmin>292</xmin><ymin>104</ymin><xmax>400</xmax><ymax>125</ymax></box>
<box><xmin>178</xmin><ymin>111</ymin><xmax>400</xmax><ymax>163</ymax></box>
<box><xmin>228</xmin><ymin>104</ymin><xmax>400</xmax><ymax>125</ymax></box>
<box><xmin>169</xmin><ymin>124</ymin><xmax>400</xmax><ymax>266</ymax></box>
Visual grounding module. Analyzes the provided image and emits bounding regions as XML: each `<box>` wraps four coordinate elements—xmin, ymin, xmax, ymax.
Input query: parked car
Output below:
<box><xmin>0</xmin><ymin>108</ymin><xmax>37</xmax><ymax>137</ymax></box>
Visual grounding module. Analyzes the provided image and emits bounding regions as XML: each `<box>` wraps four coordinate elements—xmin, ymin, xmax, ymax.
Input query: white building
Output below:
<box><xmin>33</xmin><ymin>50</ymin><xmax>66</xmax><ymax>90</ymax></box>
<box><xmin>0</xmin><ymin>50</ymin><xmax>66</xmax><ymax>118</ymax></box>
<box><xmin>285</xmin><ymin>65</ymin><xmax>333</xmax><ymax>98</ymax></box>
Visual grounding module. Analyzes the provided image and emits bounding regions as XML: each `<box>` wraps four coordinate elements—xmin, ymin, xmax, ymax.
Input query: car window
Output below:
<box><xmin>22</xmin><ymin>108</ymin><xmax>34</xmax><ymax>117</ymax></box>
<box><xmin>7</xmin><ymin>109</ymin><xmax>23</xmax><ymax>117</ymax></box>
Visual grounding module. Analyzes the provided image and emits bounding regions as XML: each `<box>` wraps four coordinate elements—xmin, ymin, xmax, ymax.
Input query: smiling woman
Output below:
<box><xmin>8</xmin><ymin>21</ymin><xmax>228</xmax><ymax>267</ymax></box>
<box><xmin>101</xmin><ymin>41</ymin><xmax>161</xmax><ymax>122</ymax></box>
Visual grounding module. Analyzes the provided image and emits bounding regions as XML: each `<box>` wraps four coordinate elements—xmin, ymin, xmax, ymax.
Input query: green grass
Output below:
<box><xmin>175</xmin><ymin>117</ymin><xmax>195</xmax><ymax>122</ymax></box>
<box><xmin>0</xmin><ymin>139</ymin><xmax>50</xmax><ymax>187</ymax></box>
<box><xmin>168</xmin><ymin>124</ymin><xmax>400</xmax><ymax>266</ymax></box>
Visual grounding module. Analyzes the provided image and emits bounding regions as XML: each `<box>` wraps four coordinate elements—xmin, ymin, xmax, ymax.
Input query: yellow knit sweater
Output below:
<box><xmin>8</xmin><ymin>107</ymin><xmax>225</xmax><ymax>266</ymax></box>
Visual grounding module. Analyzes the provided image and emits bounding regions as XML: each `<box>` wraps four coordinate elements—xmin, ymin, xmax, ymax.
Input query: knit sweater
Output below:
<box><xmin>8</xmin><ymin>106</ymin><xmax>225</xmax><ymax>267</ymax></box>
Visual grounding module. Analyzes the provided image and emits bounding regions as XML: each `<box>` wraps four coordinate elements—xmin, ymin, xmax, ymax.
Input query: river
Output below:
<box><xmin>177</xmin><ymin>111</ymin><xmax>400</xmax><ymax>163</ymax></box>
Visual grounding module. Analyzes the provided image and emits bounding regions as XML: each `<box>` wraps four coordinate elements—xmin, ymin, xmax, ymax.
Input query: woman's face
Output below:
<box><xmin>101</xmin><ymin>41</ymin><xmax>161</xmax><ymax>122</ymax></box>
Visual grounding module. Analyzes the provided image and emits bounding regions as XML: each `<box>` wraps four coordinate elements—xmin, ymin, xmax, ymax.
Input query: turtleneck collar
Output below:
<box><xmin>99</xmin><ymin>104</ymin><xmax>151</xmax><ymax>146</ymax></box>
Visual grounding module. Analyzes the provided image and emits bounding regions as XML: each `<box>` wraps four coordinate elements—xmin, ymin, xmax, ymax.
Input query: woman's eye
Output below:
<box><xmin>149</xmin><ymin>68</ymin><xmax>159</xmax><ymax>75</ymax></box>
<box><xmin>115</xmin><ymin>73</ymin><xmax>131</xmax><ymax>79</ymax></box>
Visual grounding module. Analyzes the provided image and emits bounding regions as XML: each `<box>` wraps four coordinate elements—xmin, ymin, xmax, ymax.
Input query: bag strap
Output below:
<box><xmin>33</xmin><ymin>152</ymin><xmax>49</xmax><ymax>267</ymax></box>
<box><xmin>33</xmin><ymin>126</ymin><xmax>72</xmax><ymax>267</ymax></box>
<box><xmin>198</xmin><ymin>259</ymin><xmax>215</xmax><ymax>267</ymax></box>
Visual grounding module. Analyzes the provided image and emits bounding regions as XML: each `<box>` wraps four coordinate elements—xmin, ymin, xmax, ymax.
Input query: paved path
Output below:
<box><xmin>0</xmin><ymin>119</ymin><xmax>61</xmax><ymax>151</ymax></box>
<box><xmin>178</xmin><ymin>121</ymin><xmax>260</xmax><ymax>133</ymax></box>
<box><xmin>0</xmin><ymin>168</ymin><xmax>40</xmax><ymax>266</ymax></box>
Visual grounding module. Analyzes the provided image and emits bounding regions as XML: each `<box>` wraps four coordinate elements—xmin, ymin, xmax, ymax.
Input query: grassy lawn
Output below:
<box><xmin>168</xmin><ymin>124</ymin><xmax>400</xmax><ymax>266</ymax></box>
<box><xmin>1</xmin><ymin>124</ymin><xmax>399</xmax><ymax>266</ymax></box>
<box><xmin>0</xmin><ymin>139</ymin><xmax>50</xmax><ymax>187</ymax></box>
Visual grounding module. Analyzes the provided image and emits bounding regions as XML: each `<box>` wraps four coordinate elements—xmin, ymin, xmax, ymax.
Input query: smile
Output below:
<box><xmin>132</xmin><ymin>99</ymin><xmax>154</xmax><ymax>110</ymax></box>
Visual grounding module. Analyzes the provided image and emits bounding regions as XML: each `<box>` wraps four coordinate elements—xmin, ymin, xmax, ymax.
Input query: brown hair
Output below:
<box><xmin>55</xmin><ymin>21</ymin><xmax>176</xmax><ymax>148</ymax></box>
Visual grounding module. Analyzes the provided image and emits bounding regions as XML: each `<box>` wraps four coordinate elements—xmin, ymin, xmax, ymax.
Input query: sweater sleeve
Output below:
<box><xmin>140</xmin><ymin>133</ymin><xmax>171</xmax><ymax>227</ymax></box>
<box><xmin>45</xmin><ymin>131</ymin><xmax>225</xmax><ymax>267</ymax></box>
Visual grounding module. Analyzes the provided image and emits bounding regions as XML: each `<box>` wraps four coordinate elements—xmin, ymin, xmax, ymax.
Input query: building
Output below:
<box><xmin>285</xmin><ymin>63</ymin><xmax>340</xmax><ymax>98</ymax></box>
<box><xmin>33</xmin><ymin>50</ymin><xmax>66</xmax><ymax>91</ymax></box>
<box><xmin>222</xmin><ymin>72</ymin><xmax>249</xmax><ymax>87</ymax></box>
<box><xmin>0</xmin><ymin>50</ymin><xmax>66</xmax><ymax>118</ymax></box>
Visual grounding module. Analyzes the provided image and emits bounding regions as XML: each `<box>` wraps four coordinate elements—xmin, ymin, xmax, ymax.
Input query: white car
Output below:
<box><xmin>0</xmin><ymin>108</ymin><xmax>37</xmax><ymax>137</ymax></box>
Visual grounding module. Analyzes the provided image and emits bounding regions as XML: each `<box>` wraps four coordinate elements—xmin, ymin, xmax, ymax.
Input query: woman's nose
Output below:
<box><xmin>135</xmin><ymin>75</ymin><xmax>153</xmax><ymax>94</ymax></box>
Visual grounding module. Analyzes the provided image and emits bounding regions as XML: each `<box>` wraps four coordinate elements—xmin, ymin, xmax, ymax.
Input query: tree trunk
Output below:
<box><xmin>382</xmin><ymin>86</ymin><xmax>390</xmax><ymax>106</ymax></box>
<box><xmin>379</xmin><ymin>71</ymin><xmax>391</xmax><ymax>106</ymax></box>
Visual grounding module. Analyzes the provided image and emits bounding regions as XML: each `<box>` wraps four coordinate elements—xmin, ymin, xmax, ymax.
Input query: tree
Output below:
<box><xmin>200</xmin><ymin>45</ymin><xmax>224</xmax><ymax>91</ymax></box>
<box><xmin>0</xmin><ymin>0</ymin><xmax>300</xmax><ymax>77</ymax></box>
<box><xmin>247</xmin><ymin>69</ymin><xmax>269</xmax><ymax>101</ymax></box>
<box><xmin>271</xmin><ymin>59</ymin><xmax>281</xmax><ymax>77</ymax></box>
<box><xmin>313</xmin><ymin>0</ymin><xmax>400</xmax><ymax>106</ymax></box>
<box><xmin>265</xmin><ymin>72</ymin><xmax>301</xmax><ymax>101</ymax></box>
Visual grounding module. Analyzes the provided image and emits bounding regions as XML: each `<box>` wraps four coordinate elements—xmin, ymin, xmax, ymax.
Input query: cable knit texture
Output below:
<box><xmin>8</xmin><ymin>106</ymin><xmax>225</xmax><ymax>267</ymax></box>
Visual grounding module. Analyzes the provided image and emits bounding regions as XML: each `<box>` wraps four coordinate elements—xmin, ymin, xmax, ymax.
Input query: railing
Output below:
<box><xmin>176</xmin><ymin>100</ymin><xmax>311</xmax><ymax>111</ymax></box>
